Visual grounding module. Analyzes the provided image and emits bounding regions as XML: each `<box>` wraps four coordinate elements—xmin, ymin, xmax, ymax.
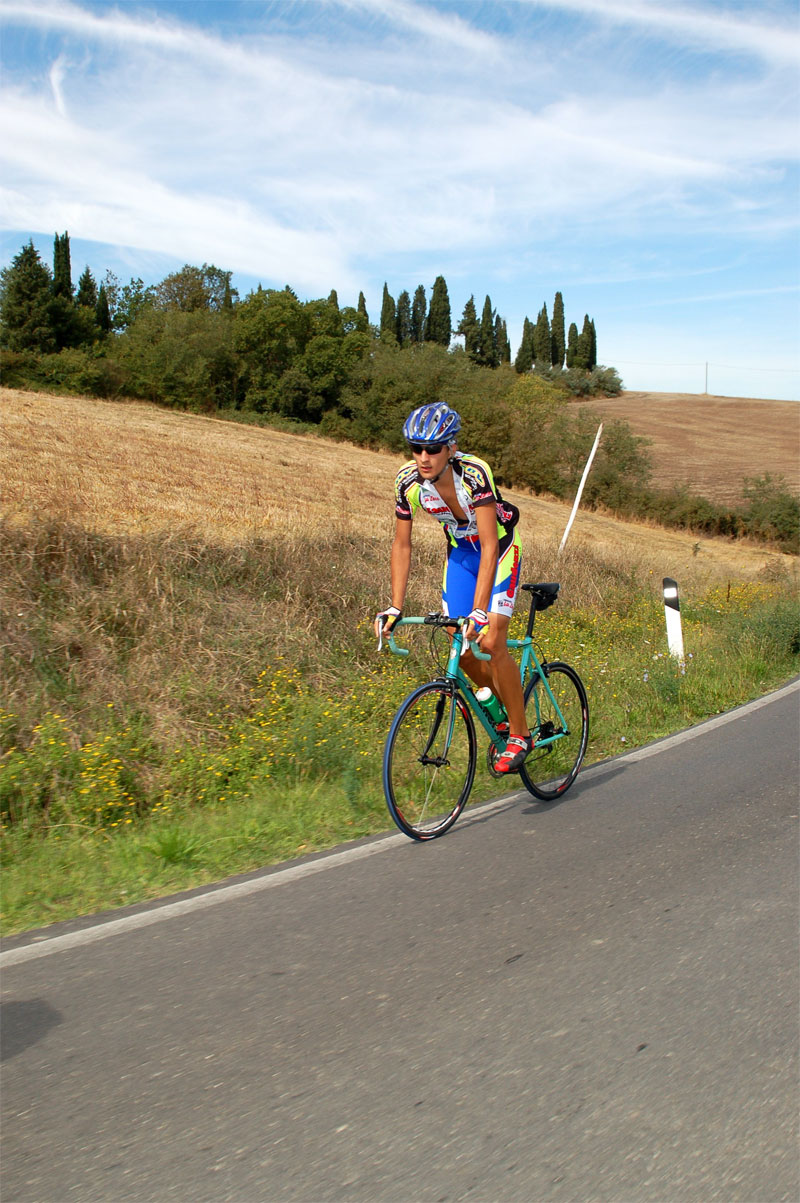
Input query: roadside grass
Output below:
<box><xmin>2</xmin><ymin>389</ymin><xmax>798</xmax><ymax>933</ymax></box>
<box><xmin>2</xmin><ymin>520</ymin><xmax>797</xmax><ymax>934</ymax></box>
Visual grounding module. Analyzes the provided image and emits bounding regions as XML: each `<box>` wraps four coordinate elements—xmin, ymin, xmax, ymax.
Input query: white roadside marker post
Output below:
<box><xmin>663</xmin><ymin>577</ymin><xmax>685</xmax><ymax>663</ymax></box>
<box><xmin>558</xmin><ymin>423</ymin><xmax>603</xmax><ymax>555</ymax></box>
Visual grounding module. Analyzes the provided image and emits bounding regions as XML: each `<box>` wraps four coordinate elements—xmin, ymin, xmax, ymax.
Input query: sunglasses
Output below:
<box><xmin>408</xmin><ymin>442</ymin><xmax>446</xmax><ymax>455</ymax></box>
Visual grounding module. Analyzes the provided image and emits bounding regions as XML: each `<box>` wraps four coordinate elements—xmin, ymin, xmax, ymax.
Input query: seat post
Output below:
<box><xmin>525</xmin><ymin>594</ymin><xmax>538</xmax><ymax>640</ymax></box>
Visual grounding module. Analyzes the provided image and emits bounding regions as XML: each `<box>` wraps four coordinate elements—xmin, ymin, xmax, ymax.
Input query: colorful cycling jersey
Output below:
<box><xmin>394</xmin><ymin>452</ymin><xmax>519</xmax><ymax>548</ymax></box>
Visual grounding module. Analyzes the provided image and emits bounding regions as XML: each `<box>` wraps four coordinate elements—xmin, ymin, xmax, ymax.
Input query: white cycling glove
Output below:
<box><xmin>461</xmin><ymin>608</ymin><xmax>488</xmax><ymax>655</ymax></box>
<box><xmin>375</xmin><ymin>606</ymin><xmax>402</xmax><ymax>650</ymax></box>
<box><xmin>467</xmin><ymin>607</ymin><xmax>488</xmax><ymax>635</ymax></box>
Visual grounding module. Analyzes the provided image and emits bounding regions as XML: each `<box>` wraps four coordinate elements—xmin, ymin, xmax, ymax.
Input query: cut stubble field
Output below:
<box><xmin>1</xmin><ymin>387</ymin><xmax>796</xmax><ymax>583</ymax></box>
<box><xmin>2</xmin><ymin>386</ymin><xmax>798</xmax><ymax>934</ymax></box>
<box><xmin>575</xmin><ymin>390</ymin><xmax>800</xmax><ymax>507</ymax></box>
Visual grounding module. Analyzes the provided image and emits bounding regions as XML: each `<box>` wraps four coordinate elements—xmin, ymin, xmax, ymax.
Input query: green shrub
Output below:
<box><xmin>741</xmin><ymin>475</ymin><xmax>800</xmax><ymax>553</ymax></box>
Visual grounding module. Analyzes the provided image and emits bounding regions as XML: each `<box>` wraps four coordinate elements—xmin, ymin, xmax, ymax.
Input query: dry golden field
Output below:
<box><xmin>575</xmin><ymin>391</ymin><xmax>800</xmax><ymax>505</ymax></box>
<box><xmin>1</xmin><ymin>387</ymin><xmax>796</xmax><ymax>586</ymax></box>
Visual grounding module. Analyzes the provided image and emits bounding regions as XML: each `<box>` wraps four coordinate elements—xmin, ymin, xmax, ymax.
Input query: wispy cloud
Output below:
<box><xmin>0</xmin><ymin>0</ymin><xmax>798</xmax><ymax>397</ymax></box>
<box><xmin>332</xmin><ymin>0</ymin><xmax>503</xmax><ymax>56</ymax></box>
<box><xmin>633</xmin><ymin>283</ymin><xmax>800</xmax><ymax>308</ymax></box>
<box><xmin>512</xmin><ymin>0</ymin><xmax>800</xmax><ymax>66</ymax></box>
<box><xmin>2</xmin><ymin>0</ymin><xmax>795</xmax><ymax>282</ymax></box>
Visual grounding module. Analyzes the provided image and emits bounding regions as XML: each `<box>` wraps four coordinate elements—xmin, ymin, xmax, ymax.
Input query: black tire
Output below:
<box><xmin>518</xmin><ymin>662</ymin><xmax>589</xmax><ymax>800</ymax></box>
<box><xmin>383</xmin><ymin>681</ymin><xmax>477</xmax><ymax>840</ymax></box>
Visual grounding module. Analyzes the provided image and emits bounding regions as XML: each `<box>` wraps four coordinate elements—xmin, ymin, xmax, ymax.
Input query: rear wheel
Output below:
<box><xmin>519</xmin><ymin>662</ymin><xmax>589</xmax><ymax>800</ymax></box>
<box><xmin>383</xmin><ymin>682</ymin><xmax>477</xmax><ymax>840</ymax></box>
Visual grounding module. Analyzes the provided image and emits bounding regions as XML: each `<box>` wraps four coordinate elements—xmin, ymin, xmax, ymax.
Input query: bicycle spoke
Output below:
<box><xmin>519</xmin><ymin>662</ymin><xmax>589</xmax><ymax>800</ymax></box>
<box><xmin>383</xmin><ymin>683</ymin><xmax>476</xmax><ymax>839</ymax></box>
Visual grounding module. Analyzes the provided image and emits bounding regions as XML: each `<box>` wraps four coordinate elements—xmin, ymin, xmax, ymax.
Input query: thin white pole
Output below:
<box><xmin>663</xmin><ymin>577</ymin><xmax>685</xmax><ymax>662</ymax></box>
<box><xmin>558</xmin><ymin>423</ymin><xmax>603</xmax><ymax>555</ymax></box>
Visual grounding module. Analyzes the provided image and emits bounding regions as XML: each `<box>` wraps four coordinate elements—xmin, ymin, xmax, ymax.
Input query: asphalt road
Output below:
<box><xmin>2</xmin><ymin>682</ymin><xmax>798</xmax><ymax>1203</ymax></box>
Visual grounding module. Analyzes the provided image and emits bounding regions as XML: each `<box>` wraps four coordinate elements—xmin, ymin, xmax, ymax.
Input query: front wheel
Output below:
<box><xmin>519</xmin><ymin>662</ymin><xmax>589</xmax><ymax>801</ymax></box>
<box><xmin>383</xmin><ymin>682</ymin><xmax>477</xmax><ymax>840</ymax></box>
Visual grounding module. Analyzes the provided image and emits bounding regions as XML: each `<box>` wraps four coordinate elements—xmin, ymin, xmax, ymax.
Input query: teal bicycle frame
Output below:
<box><xmin>381</xmin><ymin>583</ymin><xmax>589</xmax><ymax>839</ymax></box>
<box><xmin>386</xmin><ymin>615</ymin><xmax>571</xmax><ymax>753</ymax></box>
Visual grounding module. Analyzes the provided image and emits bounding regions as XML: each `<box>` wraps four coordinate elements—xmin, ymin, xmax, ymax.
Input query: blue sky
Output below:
<box><xmin>1</xmin><ymin>0</ymin><xmax>798</xmax><ymax>399</ymax></box>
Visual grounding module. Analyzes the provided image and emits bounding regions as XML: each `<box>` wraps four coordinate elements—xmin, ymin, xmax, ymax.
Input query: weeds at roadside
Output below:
<box><xmin>1</xmin><ymin>516</ymin><xmax>798</xmax><ymax>934</ymax></box>
<box><xmin>145</xmin><ymin>827</ymin><xmax>204</xmax><ymax>867</ymax></box>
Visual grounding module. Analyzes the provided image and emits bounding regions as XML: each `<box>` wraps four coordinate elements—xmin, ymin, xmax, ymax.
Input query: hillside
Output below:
<box><xmin>3</xmin><ymin>385</ymin><xmax>798</xmax><ymax>935</ymax></box>
<box><xmin>574</xmin><ymin>392</ymin><xmax>800</xmax><ymax>506</ymax></box>
<box><xmin>1</xmin><ymin>388</ymin><xmax>795</xmax><ymax>585</ymax></box>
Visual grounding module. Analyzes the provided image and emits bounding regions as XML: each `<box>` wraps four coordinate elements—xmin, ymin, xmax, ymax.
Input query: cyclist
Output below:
<box><xmin>374</xmin><ymin>403</ymin><xmax>532</xmax><ymax>773</ymax></box>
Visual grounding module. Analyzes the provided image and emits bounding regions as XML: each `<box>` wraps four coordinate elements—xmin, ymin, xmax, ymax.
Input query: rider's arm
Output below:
<box><xmin>389</xmin><ymin>517</ymin><xmax>413</xmax><ymax>611</ymax></box>
<box><xmin>472</xmin><ymin>502</ymin><xmax>499</xmax><ymax>613</ymax></box>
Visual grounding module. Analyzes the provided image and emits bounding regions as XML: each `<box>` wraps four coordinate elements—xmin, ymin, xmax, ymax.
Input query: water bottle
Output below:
<box><xmin>475</xmin><ymin>686</ymin><xmax>506</xmax><ymax>726</ymax></box>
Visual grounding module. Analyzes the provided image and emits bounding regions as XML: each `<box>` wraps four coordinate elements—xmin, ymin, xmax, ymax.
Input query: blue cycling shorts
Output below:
<box><xmin>441</xmin><ymin>530</ymin><xmax>522</xmax><ymax>621</ymax></box>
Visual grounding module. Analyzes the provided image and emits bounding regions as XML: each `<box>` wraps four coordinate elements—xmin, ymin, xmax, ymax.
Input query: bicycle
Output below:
<box><xmin>381</xmin><ymin>582</ymin><xmax>589</xmax><ymax>840</ymax></box>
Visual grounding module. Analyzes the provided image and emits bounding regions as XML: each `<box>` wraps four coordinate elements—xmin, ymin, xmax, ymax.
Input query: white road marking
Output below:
<box><xmin>2</xmin><ymin>679</ymin><xmax>797</xmax><ymax>968</ymax></box>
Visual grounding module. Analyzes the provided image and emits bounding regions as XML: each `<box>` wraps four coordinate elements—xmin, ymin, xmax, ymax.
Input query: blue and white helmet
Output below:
<box><xmin>403</xmin><ymin>403</ymin><xmax>461</xmax><ymax>446</ymax></box>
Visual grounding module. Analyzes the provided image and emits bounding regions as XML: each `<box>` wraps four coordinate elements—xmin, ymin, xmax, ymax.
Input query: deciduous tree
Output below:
<box><xmin>154</xmin><ymin>264</ymin><xmax>237</xmax><ymax>312</ymax></box>
<box><xmin>112</xmin><ymin>278</ymin><xmax>156</xmax><ymax>331</ymax></box>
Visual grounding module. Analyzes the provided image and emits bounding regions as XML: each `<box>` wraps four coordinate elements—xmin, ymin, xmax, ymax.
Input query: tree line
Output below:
<box><xmin>376</xmin><ymin>277</ymin><xmax>596</xmax><ymax>372</ymax></box>
<box><xmin>2</xmin><ymin>233</ymin><xmax>795</xmax><ymax>550</ymax></box>
<box><xmin>0</xmin><ymin>233</ymin><xmax>604</xmax><ymax>393</ymax></box>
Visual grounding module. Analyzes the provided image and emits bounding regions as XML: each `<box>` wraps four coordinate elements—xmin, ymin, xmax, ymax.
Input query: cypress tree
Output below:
<box><xmin>533</xmin><ymin>303</ymin><xmax>551</xmax><ymax>366</ymax></box>
<box><xmin>411</xmin><ymin>284</ymin><xmax>427</xmax><ymax>344</ymax></box>
<box><xmin>96</xmin><ymin>283</ymin><xmax>112</xmax><ymax>335</ymax></box>
<box><xmin>49</xmin><ymin>230</ymin><xmax>86</xmax><ymax>347</ymax></box>
<box><xmin>589</xmin><ymin>318</ymin><xmax>597</xmax><ymax>369</ymax></box>
<box><xmin>457</xmin><ymin>295</ymin><xmax>480</xmax><ymax>360</ymax></box>
<box><xmin>566</xmin><ymin>321</ymin><xmax>579</xmax><ymax>368</ymax></box>
<box><xmin>514</xmin><ymin>317</ymin><xmax>534</xmax><ymax>373</ymax></box>
<box><xmin>551</xmin><ymin>291</ymin><xmax>565</xmax><ymax>369</ymax></box>
<box><xmin>575</xmin><ymin>315</ymin><xmax>593</xmax><ymax>370</ymax></box>
<box><xmin>380</xmin><ymin>282</ymin><xmax>396</xmax><ymax>341</ymax></box>
<box><xmin>0</xmin><ymin>241</ymin><xmax>56</xmax><ymax>352</ymax></box>
<box><xmin>496</xmin><ymin>315</ymin><xmax>511</xmax><ymax>364</ymax></box>
<box><xmin>396</xmin><ymin>290</ymin><xmax>412</xmax><ymax>346</ymax></box>
<box><xmin>479</xmin><ymin>295</ymin><xmax>498</xmax><ymax>367</ymax></box>
<box><xmin>425</xmin><ymin>276</ymin><xmax>451</xmax><ymax>346</ymax></box>
<box><xmin>357</xmin><ymin>291</ymin><xmax>369</xmax><ymax>323</ymax></box>
<box><xmin>53</xmin><ymin>231</ymin><xmax>73</xmax><ymax>298</ymax></box>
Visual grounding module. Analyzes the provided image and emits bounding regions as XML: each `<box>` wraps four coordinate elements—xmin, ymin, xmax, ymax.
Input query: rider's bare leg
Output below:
<box><xmin>461</xmin><ymin>613</ymin><xmax>529</xmax><ymax>737</ymax></box>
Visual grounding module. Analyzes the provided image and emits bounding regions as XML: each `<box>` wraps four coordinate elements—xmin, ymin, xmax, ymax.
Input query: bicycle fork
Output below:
<box><xmin>418</xmin><ymin>684</ymin><xmax>458</xmax><ymax>768</ymax></box>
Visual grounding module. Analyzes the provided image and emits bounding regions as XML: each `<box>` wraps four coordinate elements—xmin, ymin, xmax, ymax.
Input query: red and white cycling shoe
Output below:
<box><xmin>492</xmin><ymin>733</ymin><xmax>533</xmax><ymax>774</ymax></box>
